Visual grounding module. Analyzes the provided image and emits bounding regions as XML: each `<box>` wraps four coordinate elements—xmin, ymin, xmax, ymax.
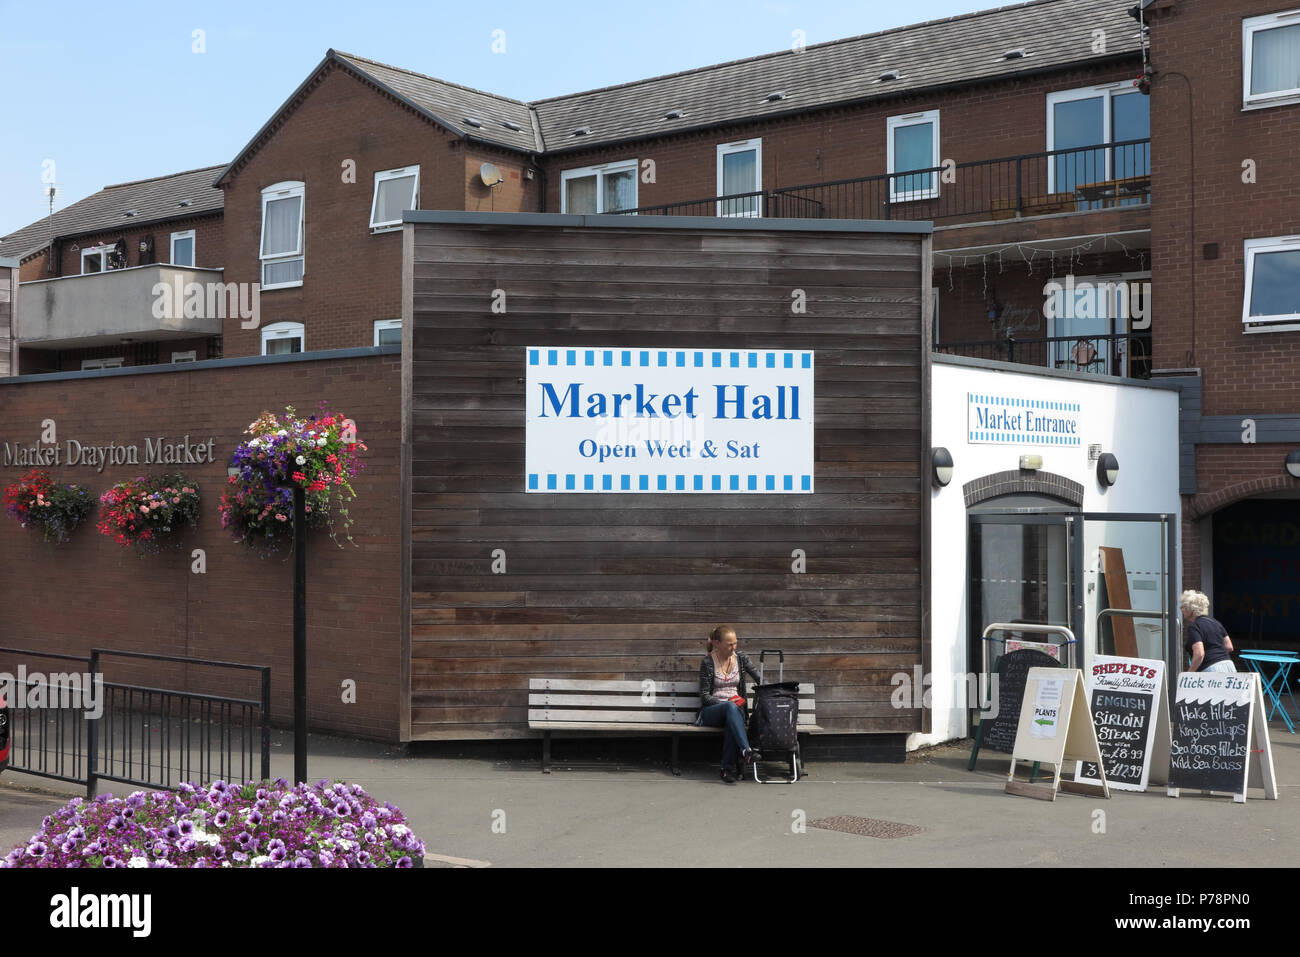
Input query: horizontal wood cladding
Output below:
<box><xmin>406</xmin><ymin>220</ymin><xmax>927</xmax><ymax>740</ymax></box>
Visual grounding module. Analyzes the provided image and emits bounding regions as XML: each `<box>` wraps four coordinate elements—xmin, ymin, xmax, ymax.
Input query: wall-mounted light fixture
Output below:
<box><xmin>1097</xmin><ymin>452</ymin><xmax>1120</xmax><ymax>487</ymax></box>
<box><xmin>931</xmin><ymin>447</ymin><xmax>953</xmax><ymax>488</ymax></box>
<box><xmin>1019</xmin><ymin>454</ymin><xmax>1043</xmax><ymax>470</ymax></box>
<box><xmin>1286</xmin><ymin>450</ymin><xmax>1300</xmax><ymax>479</ymax></box>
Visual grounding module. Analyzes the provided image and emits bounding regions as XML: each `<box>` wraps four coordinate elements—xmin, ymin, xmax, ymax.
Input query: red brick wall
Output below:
<box><xmin>1149</xmin><ymin>0</ymin><xmax>1300</xmax><ymax>413</ymax></box>
<box><xmin>218</xmin><ymin>64</ymin><xmax>482</xmax><ymax>358</ymax></box>
<box><xmin>0</xmin><ymin>355</ymin><xmax>403</xmax><ymax>740</ymax></box>
<box><xmin>541</xmin><ymin>63</ymin><xmax>1141</xmax><ymax>210</ymax></box>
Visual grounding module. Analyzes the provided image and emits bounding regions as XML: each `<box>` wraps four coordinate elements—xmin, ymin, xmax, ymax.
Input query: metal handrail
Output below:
<box><xmin>980</xmin><ymin>622</ymin><xmax>1079</xmax><ymax>678</ymax></box>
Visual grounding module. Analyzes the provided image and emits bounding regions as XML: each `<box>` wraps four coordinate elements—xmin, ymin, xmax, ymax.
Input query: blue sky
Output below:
<box><xmin>1</xmin><ymin>0</ymin><xmax>991</xmax><ymax>236</ymax></box>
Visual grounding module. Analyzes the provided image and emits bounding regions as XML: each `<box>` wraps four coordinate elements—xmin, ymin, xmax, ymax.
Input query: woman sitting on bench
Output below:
<box><xmin>696</xmin><ymin>625</ymin><xmax>762</xmax><ymax>783</ymax></box>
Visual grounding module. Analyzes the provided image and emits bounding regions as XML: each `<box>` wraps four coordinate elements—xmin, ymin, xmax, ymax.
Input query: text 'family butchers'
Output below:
<box><xmin>3</xmin><ymin>436</ymin><xmax>217</xmax><ymax>472</ymax></box>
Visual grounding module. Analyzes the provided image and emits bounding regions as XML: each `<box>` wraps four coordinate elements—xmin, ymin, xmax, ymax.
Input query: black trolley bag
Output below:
<box><xmin>747</xmin><ymin>649</ymin><xmax>802</xmax><ymax>783</ymax></box>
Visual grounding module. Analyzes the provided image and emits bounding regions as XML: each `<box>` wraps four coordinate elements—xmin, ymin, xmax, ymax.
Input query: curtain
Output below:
<box><xmin>1252</xmin><ymin>23</ymin><xmax>1300</xmax><ymax>96</ymax></box>
<box><xmin>565</xmin><ymin>175</ymin><xmax>597</xmax><ymax>214</ymax></box>
<box><xmin>603</xmin><ymin>169</ymin><xmax>636</xmax><ymax>211</ymax></box>
<box><xmin>262</xmin><ymin>196</ymin><xmax>301</xmax><ymax>256</ymax></box>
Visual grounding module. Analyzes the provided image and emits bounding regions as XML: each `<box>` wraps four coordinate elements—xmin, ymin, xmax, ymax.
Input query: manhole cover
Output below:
<box><xmin>808</xmin><ymin>815</ymin><xmax>925</xmax><ymax>839</ymax></box>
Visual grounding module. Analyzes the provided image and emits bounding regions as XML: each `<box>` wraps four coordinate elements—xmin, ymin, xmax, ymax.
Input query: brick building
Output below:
<box><xmin>1145</xmin><ymin>0</ymin><xmax>1300</xmax><ymax>646</ymax></box>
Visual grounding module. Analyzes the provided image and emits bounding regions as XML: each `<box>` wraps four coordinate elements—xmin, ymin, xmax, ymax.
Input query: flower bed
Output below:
<box><xmin>218</xmin><ymin>405</ymin><xmax>367</xmax><ymax>555</ymax></box>
<box><xmin>2</xmin><ymin>779</ymin><xmax>426</xmax><ymax>868</ymax></box>
<box><xmin>97</xmin><ymin>473</ymin><xmax>201</xmax><ymax>554</ymax></box>
<box><xmin>1</xmin><ymin>468</ymin><xmax>94</xmax><ymax>544</ymax></box>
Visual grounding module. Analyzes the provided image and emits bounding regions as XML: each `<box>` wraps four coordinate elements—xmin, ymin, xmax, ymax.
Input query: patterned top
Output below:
<box><xmin>712</xmin><ymin>659</ymin><xmax>740</xmax><ymax>704</ymax></box>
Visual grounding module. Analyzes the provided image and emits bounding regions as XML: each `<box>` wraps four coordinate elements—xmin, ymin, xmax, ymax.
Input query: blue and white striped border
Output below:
<box><xmin>967</xmin><ymin>393</ymin><xmax>1082</xmax><ymax>447</ymax></box>
<box><xmin>528</xmin><ymin>348</ymin><xmax>813</xmax><ymax>370</ymax></box>
<box><xmin>527</xmin><ymin>473</ymin><xmax>814</xmax><ymax>493</ymax></box>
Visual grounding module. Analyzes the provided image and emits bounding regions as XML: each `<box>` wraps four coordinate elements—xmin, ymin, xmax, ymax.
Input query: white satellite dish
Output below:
<box><xmin>480</xmin><ymin>163</ymin><xmax>504</xmax><ymax>187</ymax></box>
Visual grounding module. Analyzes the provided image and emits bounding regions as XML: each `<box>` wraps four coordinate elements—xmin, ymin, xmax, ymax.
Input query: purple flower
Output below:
<box><xmin>396</xmin><ymin>856</ymin><xmax>413</xmax><ymax>868</ymax></box>
<box><xmin>247</xmin><ymin>809</ymin><xmax>263</xmax><ymax>827</ymax></box>
<box><xmin>163</xmin><ymin>825</ymin><xmax>181</xmax><ymax>841</ymax></box>
<box><xmin>212</xmin><ymin>844</ymin><xmax>226</xmax><ymax>860</ymax></box>
<box><xmin>192</xmin><ymin>859</ymin><xmax>210</xmax><ymax>868</ymax></box>
<box><xmin>213</xmin><ymin>810</ymin><xmax>230</xmax><ymax>827</ymax></box>
<box><xmin>177</xmin><ymin>838</ymin><xmax>197</xmax><ymax>853</ymax></box>
<box><xmin>292</xmin><ymin>856</ymin><xmax>312</xmax><ymax>868</ymax></box>
<box><xmin>235</xmin><ymin>831</ymin><xmax>252</xmax><ymax>847</ymax></box>
<box><xmin>271</xmin><ymin>810</ymin><xmax>287</xmax><ymax>824</ymax></box>
<box><xmin>333</xmin><ymin>802</ymin><xmax>350</xmax><ymax>818</ymax></box>
<box><xmin>103</xmin><ymin>855</ymin><xmax>121</xmax><ymax>867</ymax></box>
<box><xmin>232</xmin><ymin>851</ymin><xmax>248</xmax><ymax>863</ymax></box>
<box><xmin>68</xmin><ymin>826</ymin><xmax>86</xmax><ymax>842</ymax></box>
<box><xmin>27</xmin><ymin>842</ymin><xmax>47</xmax><ymax>859</ymax></box>
<box><xmin>178</xmin><ymin>820</ymin><xmax>194</xmax><ymax>836</ymax></box>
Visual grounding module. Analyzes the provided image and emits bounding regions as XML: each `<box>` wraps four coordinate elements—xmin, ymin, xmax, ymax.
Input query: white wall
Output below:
<box><xmin>916</xmin><ymin>359</ymin><xmax>1182</xmax><ymax>749</ymax></box>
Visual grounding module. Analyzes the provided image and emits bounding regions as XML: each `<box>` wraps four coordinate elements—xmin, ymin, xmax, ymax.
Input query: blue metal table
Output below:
<box><xmin>1239</xmin><ymin>650</ymin><xmax>1299</xmax><ymax>734</ymax></box>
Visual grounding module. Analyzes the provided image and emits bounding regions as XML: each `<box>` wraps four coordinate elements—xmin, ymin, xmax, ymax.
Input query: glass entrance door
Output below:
<box><xmin>968</xmin><ymin>513</ymin><xmax>1078</xmax><ymax>690</ymax></box>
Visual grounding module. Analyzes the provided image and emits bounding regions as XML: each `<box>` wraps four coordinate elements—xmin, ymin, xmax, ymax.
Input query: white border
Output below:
<box><xmin>887</xmin><ymin>110</ymin><xmax>940</xmax><ymax>202</ymax></box>
<box><xmin>716</xmin><ymin>139</ymin><xmax>763</xmax><ymax>218</ymax></box>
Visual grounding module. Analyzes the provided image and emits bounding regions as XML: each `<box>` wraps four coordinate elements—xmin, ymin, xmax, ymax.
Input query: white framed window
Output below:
<box><xmin>374</xmin><ymin>318</ymin><xmax>401</xmax><ymax>346</ymax></box>
<box><xmin>171</xmin><ymin>350</ymin><xmax>197</xmax><ymax>363</ymax></box>
<box><xmin>81</xmin><ymin>357</ymin><xmax>124</xmax><ymax>370</ymax></box>
<box><xmin>887</xmin><ymin>111</ymin><xmax>940</xmax><ymax>202</ymax></box>
<box><xmin>170</xmin><ymin>230</ymin><xmax>195</xmax><ymax>266</ymax></box>
<box><xmin>560</xmin><ymin>160</ymin><xmax>638</xmax><ymax>214</ymax></box>
<box><xmin>371</xmin><ymin>166</ymin><xmax>420</xmax><ymax>231</ymax></box>
<box><xmin>260</xmin><ymin>181</ymin><xmax>305</xmax><ymax>289</ymax></box>
<box><xmin>1046</xmin><ymin>84</ymin><xmax>1150</xmax><ymax>194</ymax></box>
<box><xmin>1244</xmin><ymin>10</ymin><xmax>1300</xmax><ymax>108</ymax></box>
<box><xmin>1243</xmin><ymin>236</ymin><xmax>1300</xmax><ymax>329</ymax></box>
<box><xmin>262</xmin><ymin>321</ymin><xmax>304</xmax><ymax>356</ymax></box>
<box><xmin>716</xmin><ymin>139</ymin><xmax>762</xmax><ymax>217</ymax></box>
<box><xmin>81</xmin><ymin>245</ymin><xmax>120</xmax><ymax>274</ymax></box>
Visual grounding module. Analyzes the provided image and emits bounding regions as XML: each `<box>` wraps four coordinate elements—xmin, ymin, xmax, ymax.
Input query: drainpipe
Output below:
<box><xmin>530</xmin><ymin>155</ymin><xmax>547</xmax><ymax>213</ymax></box>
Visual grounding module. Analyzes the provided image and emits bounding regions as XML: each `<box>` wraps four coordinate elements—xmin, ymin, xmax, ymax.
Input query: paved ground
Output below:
<box><xmin>3</xmin><ymin>723</ymin><xmax>1298</xmax><ymax>868</ymax></box>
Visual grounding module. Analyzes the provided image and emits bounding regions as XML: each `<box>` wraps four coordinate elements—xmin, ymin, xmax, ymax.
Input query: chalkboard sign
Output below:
<box><xmin>1168</xmin><ymin>672</ymin><xmax>1253</xmax><ymax>795</ymax></box>
<box><xmin>1075</xmin><ymin>655</ymin><xmax>1166</xmax><ymax>791</ymax></box>
<box><xmin>980</xmin><ymin>649</ymin><xmax>1062</xmax><ymax>754</ymax></box>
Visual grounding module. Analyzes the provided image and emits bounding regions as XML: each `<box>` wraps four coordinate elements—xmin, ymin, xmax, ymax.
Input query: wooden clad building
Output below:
<box><xmin>401</xmin><ymin>212</ymin><xmax>933</xmax><ymax>748</ymax></box>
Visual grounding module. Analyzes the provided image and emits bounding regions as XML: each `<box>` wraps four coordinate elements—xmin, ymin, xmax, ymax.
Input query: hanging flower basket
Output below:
<box><xmin>97</xmin><ymin>473</ymin><xmax>201</xmax><ymax>555</ymax></box>
<box><xmin>2</xmin><ymin>469</ymin><xmax>94</xmax><ymax>544</ymax></box>
<box><xmin>218</xmin><ymin>405</ymin><xmax>367</xmax><ymax>555</ymax></box>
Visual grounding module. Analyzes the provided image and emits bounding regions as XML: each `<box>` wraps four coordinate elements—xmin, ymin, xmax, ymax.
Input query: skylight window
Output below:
<box><xmin>763</xmin><ymin>91</ymin><xmax>789</xmax><ymax>102</ymax></box>
<box><xmin>462</xmin><ymin>117</ymin><xmax>484</xmax><ymax>128</ymax></box>
<box><xmin>663</xmin><ymin>109</ymin><xmax>685</xmax><ymax>119</ymax></box>
<box><xmin>502</xmin><ymin>120</ymin><xmax>523</xmax><ymax>131</ymax></box>
<box><xmin>1002</xmin><ymin>48</ymin><xmax>1028</xmax><ymax>60</ymax></box>
<box><xmin>878</xmin><ymin>70</ymin><xmax>900</xmax><ymax>82</ymax></box>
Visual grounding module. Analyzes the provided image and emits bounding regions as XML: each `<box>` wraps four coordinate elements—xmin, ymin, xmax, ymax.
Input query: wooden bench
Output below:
<box><xmin>528</xmin><ymin>677</ymin><xmax>821</xmax><ymax>776</ymax></box>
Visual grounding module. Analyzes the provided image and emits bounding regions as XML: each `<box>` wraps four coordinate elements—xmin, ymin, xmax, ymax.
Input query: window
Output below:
<box><xmin>1045</xmin><ymin>271</ymin><xmax>1150</xmax><ymax>375</ymax></box>
<box><xmin>171</xmin><ymin>350</ymin><xmax>197</xmax><ymax>363</ymax></box>
<box><xmin>260</xmin><ymin>182</ymin><xmax>304</xmax><ymax>289</ymax></box>
<box><xmin>371</xmin><ymin>166</ymin><xmax>420</xmax><ymax>231</ymax></box>
<box><xmin>81</xmin><ymin>245</ymin><xmax>122</xmax><ymax>274</ymax></box>
<box><xmin>81</xmin><ymin>357</ymin><xmax>124</xmax><ymax>370</ymax></box>
<box><xmin>262</xmin><ymin>321</ymin><xmax>304</xmax><ymax>356</ymax></box>
<box><xmin>374</xmin><ymin>319</ymin><xmax>401</xmax><ymax>346</ymax></box>
<box><xmin>1244</xmin><ymin>236</ymin><xmax>1300</xmax><ymax>328</ymax></box>
<box><xmin>170</xmin><ymin>230</ymin><xmax>195</xmax><ymax>266</ymax></box>
<box><xmin>560</xmin><ymin>160</ymin><xmax>638</xmax><ymax>214</ymax></box>
<box><xmin>1244</xmin><ymin>10</ymin><xmax>1300</xmax><ymax>107</ymax></box>
<box><xmin>887</xmin><ymin>111</ymin><xmax>940</xmax><ymax>202</ymax></box>
<box><xmin>716</xmin><ymin>139</ymin><xmax>762</xmax><ymax>217</ymax></box>
<box><xmin>1046</xmin><ymin>85</ymin><xmax>1150</xmax><ymax>197</ymax></box>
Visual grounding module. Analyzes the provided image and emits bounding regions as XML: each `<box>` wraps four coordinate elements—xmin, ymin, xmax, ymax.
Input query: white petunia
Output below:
<box><xmin>295</xmin><ymin>455</ymin><xmax>306</xmax><ymax>465</ymax></box>
<box><xmin>317</xmin><ymin>438</ymin><xmax>327</xmax><ymax>446</ymax></box>
<box><xmin>128</xmin><ymin>855</ymin><xmax>149</xmax><ymax>868</ymax></box>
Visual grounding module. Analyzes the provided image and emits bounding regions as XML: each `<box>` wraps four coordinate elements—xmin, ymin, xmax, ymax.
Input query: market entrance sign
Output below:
<box><xmin>967</xmin><ymin>392</ymin><xmax>1081</xmax><ymax>447</ymax></box>
<box><xmin>525</xmin><ymin>347</ymin><xmax>814</xmax><ymax>493</ymax></box>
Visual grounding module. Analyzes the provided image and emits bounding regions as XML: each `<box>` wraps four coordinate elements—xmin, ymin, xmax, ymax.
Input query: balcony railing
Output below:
<box><xmin>615</xmin><ymin>139</ymin><xmax>1150</xmax><ymax>225</ymax></box>
<box><xmin>935</xmin><ymin>332</ymin><xmax>1153</xmax><ymax>379</ymax></box>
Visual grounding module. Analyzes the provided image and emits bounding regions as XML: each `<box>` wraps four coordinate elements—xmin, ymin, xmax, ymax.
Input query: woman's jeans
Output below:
<box><xmin>697</xmin><ymin>702</ymin><xmax>751</xmax><ymax>769</ymax></box>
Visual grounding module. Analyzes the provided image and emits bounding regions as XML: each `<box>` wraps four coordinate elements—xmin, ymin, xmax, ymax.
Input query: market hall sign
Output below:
<box><xmin>2</xmin><ymin>435</ymin><xmax>218</xmax><ymax>472</ymax></box>
<box><xmin>967</xmin><ymin>392</ymin><xmax>1081</xmax><ymax>447</ymax></box>
<box><xmin>525</xmin><ymin>347</ymin><xmax>814</xmax><ymax>493</ymax></box>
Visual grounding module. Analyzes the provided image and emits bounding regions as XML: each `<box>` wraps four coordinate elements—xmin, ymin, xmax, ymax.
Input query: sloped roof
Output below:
<box><xmin>0</xmin><ymin>165</ymin><xmax>224</xmax><ymax>263</ymax></box>
<box><xmin>218</xmin><ymin>0</ymin><xmax>1140</xmax><ymax>180</ymax></box>
<box><xmin>532</xmin><ymin>0</ymin><xmax>1141</xmax><ymax>152</ymax></box>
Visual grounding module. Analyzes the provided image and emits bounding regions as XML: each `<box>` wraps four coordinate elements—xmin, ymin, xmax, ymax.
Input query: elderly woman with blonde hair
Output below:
<box><xmin>1179</xmin><ymin>590</ymin><xmax>1236</xmax><ymax>673</ymax></box>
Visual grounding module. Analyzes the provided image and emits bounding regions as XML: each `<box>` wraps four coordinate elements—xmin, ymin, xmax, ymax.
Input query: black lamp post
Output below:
<box><xmin>293</xmin><ymin>485</ymin><xmax>307</xmax><ymax>785</ymax></box>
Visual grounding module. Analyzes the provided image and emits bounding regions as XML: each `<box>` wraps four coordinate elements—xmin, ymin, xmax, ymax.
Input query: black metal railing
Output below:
<box><xmin>0</xmin><ymin>646</ymin><xmax>270</xmax><ymax>796</ymax></box>
<box><xmin>615</xmin><ymin>139</ymin><xmax>1150</xmax><ymax>225</ymax></box>
<box><xmin>87</xmin><ymin>650</ymin><xmax>271</xmax><ymax>796</ymax></box>
<box><xmin>935</xmin><ymin>332</ymin><xmax>1153</xmax><ymax>379</ymax></box>
<box><xmin>0</xmin><ymin>648</ymin><xmax>93</xmax><ymax>786</ymax></box>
